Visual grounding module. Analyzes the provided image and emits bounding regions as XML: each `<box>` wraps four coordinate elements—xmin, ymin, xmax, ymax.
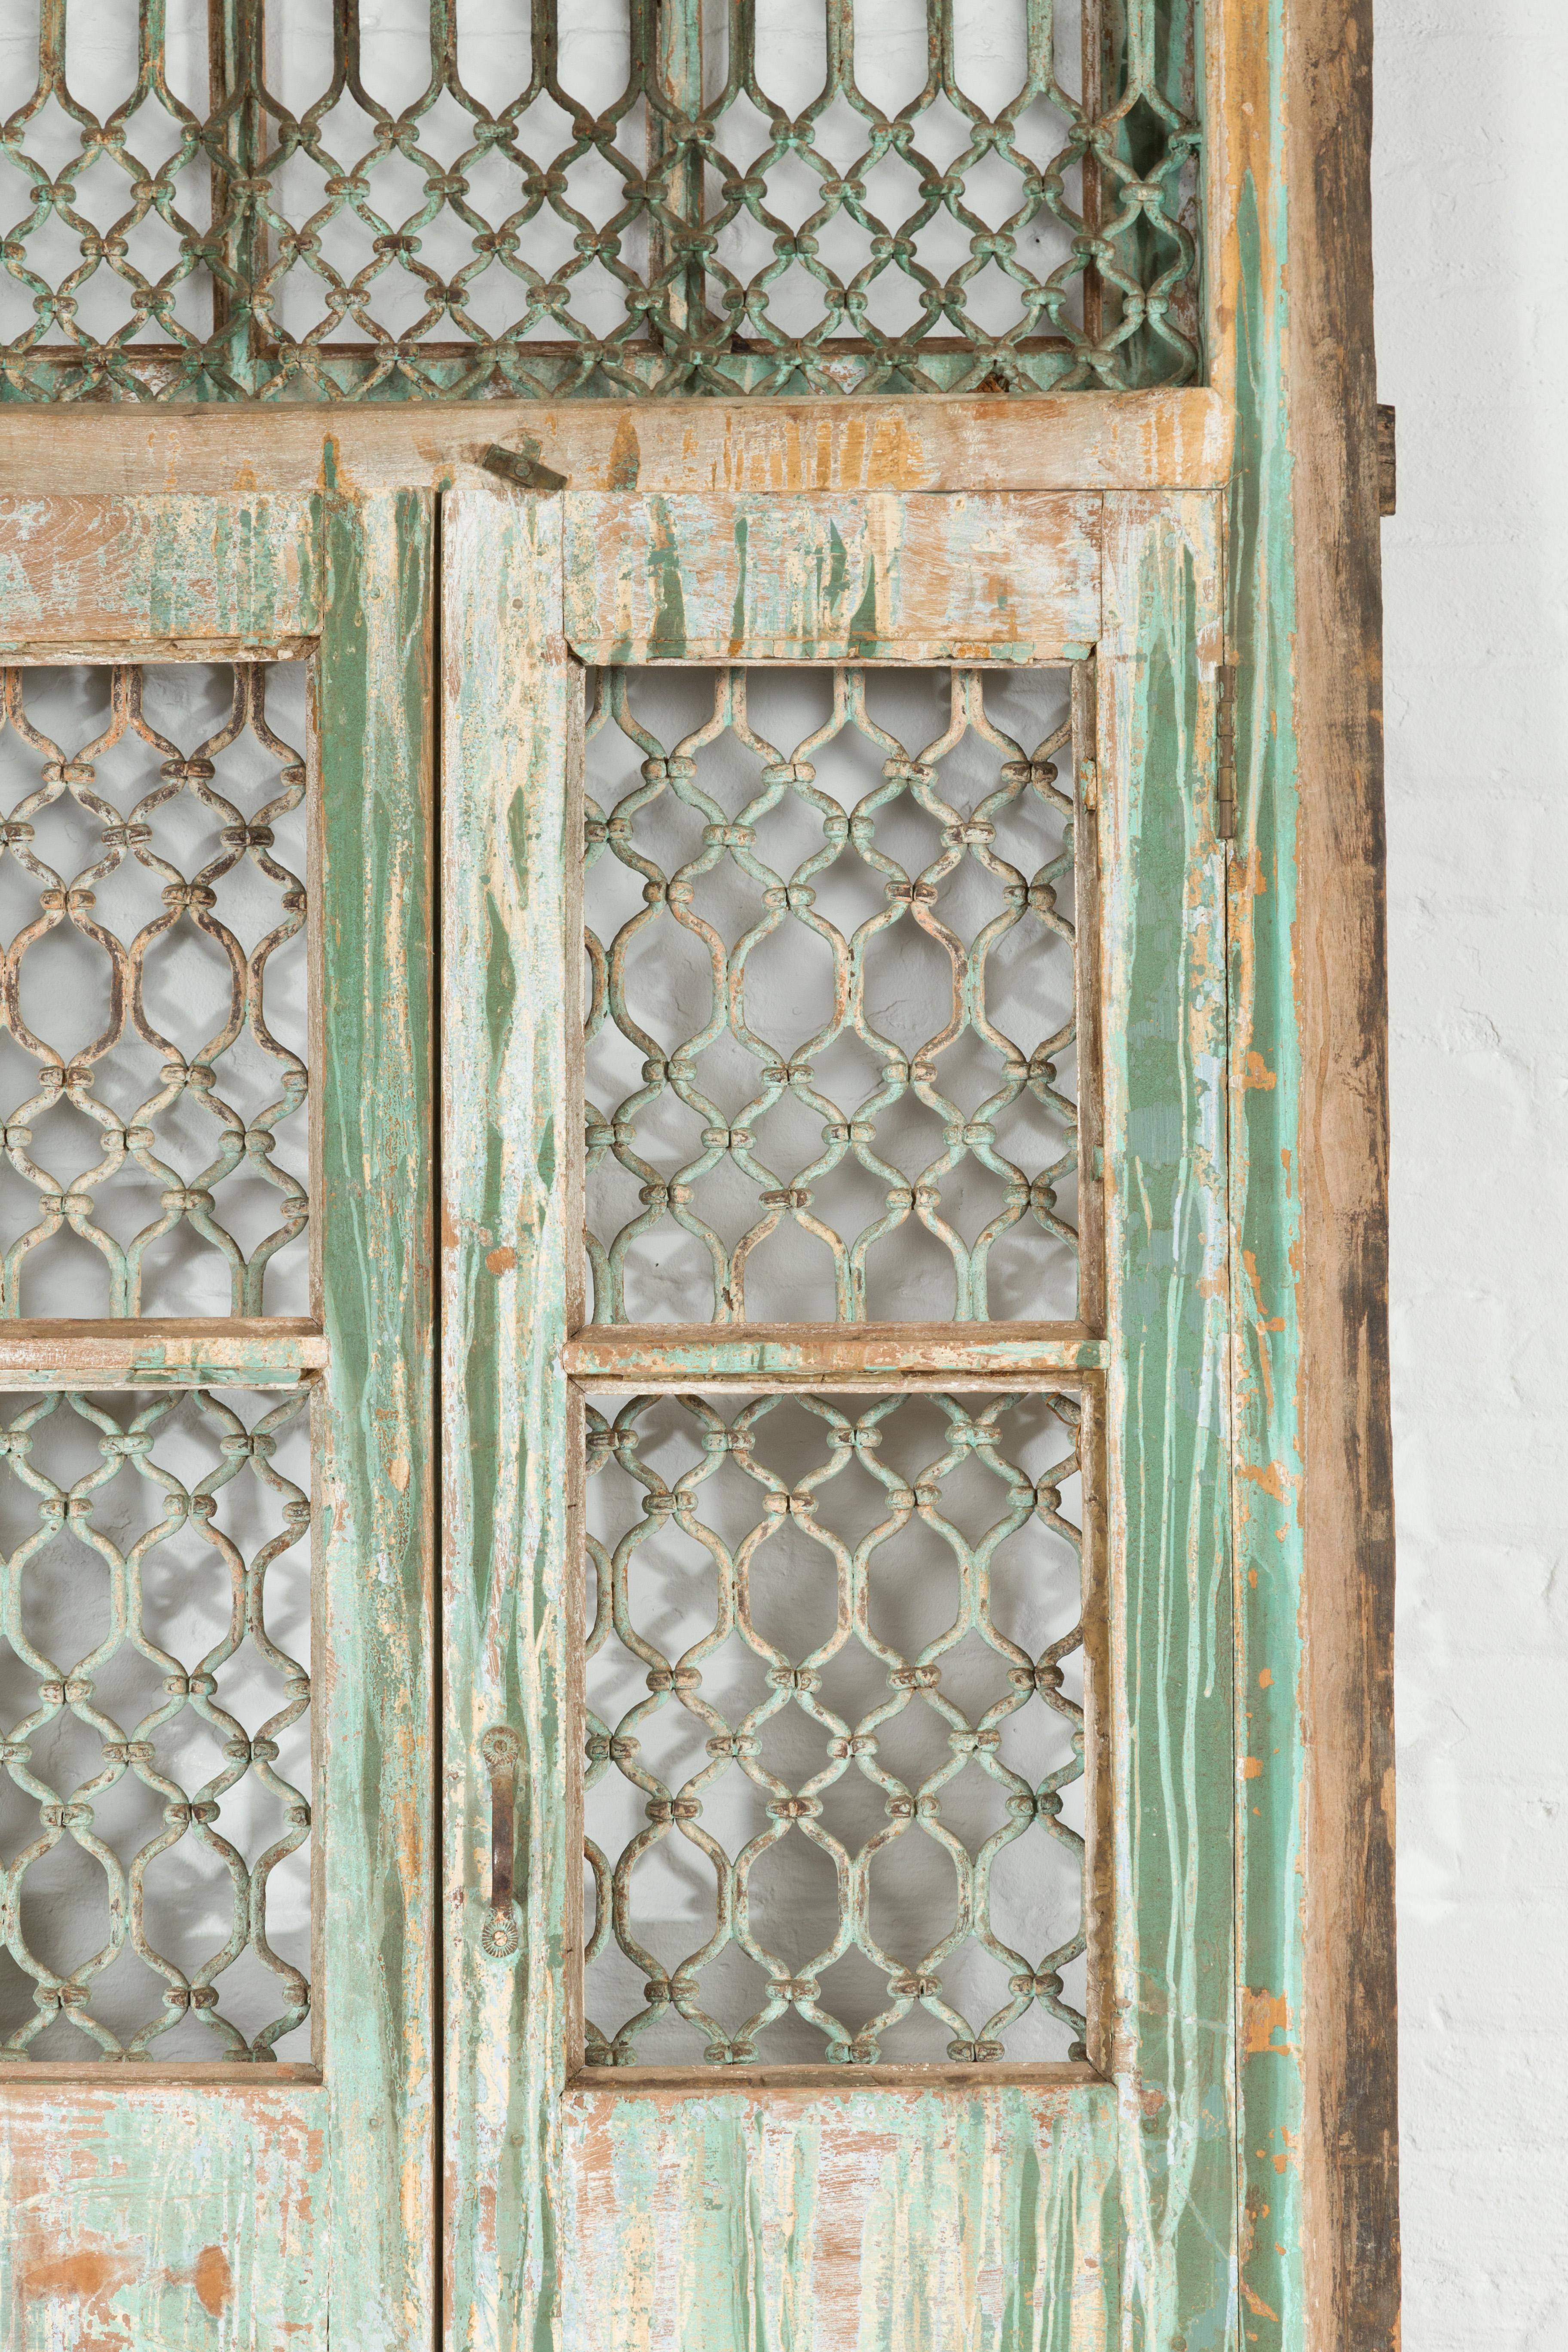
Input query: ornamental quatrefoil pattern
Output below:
<box><xmin>584</xmin><ymin>665</ymin><xmax>1087</xmax><ymax>1325</ymax></box>
<box><xmin>0</xmin><ymin>665</ymin><xmax>310</xmax><ymax>1318</ymax></box>
<box><xmin>582</xmin><ymin>1389</ymin><xmax>1089</xmax><ymax>2066</ymax></box>
<box><xmin>0</xmin><ymin>1386</ymin><xmax>312</xmax><ymax>2062</ymax></box>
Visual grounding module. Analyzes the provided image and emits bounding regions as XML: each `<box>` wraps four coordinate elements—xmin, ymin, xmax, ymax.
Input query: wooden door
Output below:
<box><xmin>440</xmin><ymin>469</ymin><xmax>1234</xmax><ymax>2346</ymax></box>
<box><xmin>0</xmin><ymin>492</ymin><xmax>436</xmax><ymax>2346</ymax></box>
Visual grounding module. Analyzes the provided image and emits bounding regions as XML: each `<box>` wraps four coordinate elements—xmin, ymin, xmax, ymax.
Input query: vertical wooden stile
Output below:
<box><xmin>441</xmin><ymin>475</ymin><xmax>577</xmax><ymax>2348</ymax></box>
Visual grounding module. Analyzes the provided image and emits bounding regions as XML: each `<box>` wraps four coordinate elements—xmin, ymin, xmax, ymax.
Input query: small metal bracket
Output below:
<box><xmin>480</xmin><ymin>1725</ymin><xmax>522</xmax><ymax>1958</ymax></box>
<box><xmin>1376</xmin><ymin>404</ymin><xmax>1396</xmax><ymax>518</ymax></box>
<box><xmin>1216</xmin><ymin>659</ymin><xmax>1239</xmax><ymax>841</ymax></box>
<box><xmin>482</xmin><ymin>441</ymin><xmax>568</xmax><ymax>496</ymax></box>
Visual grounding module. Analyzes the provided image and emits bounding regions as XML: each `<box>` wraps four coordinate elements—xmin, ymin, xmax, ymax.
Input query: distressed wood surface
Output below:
<box><xmin>441</xmin><ymin>474</ymin><xmax>579</xmax><ymax>2352</ymax></box>
<box><xmin>0</xmin><ymin>1317</ymin><xmax>326</xmax><ymax>1387</ymax></box>
<box><xmin>1097</xmin><ymin>491</ymin><xmax>1235</xmax><ymax>2346</ymax></box>
<box><xmin>443</xmin><ymin>480</ymin><xmax>1236</xmax><ymax>2348</ymax></box>
<box><xmin>1211</xmin><ymin>0</ymin><xmax>1401</xmax><ymax>2345</ymax></box>
<box><xmin>0</xmin><ymin>488</ymin><xmax>437</xmax><ymax>2351</ymax></box>
<box><xmin>564</xmin><ymin>490</ymin><xmax>1101</xmax><ymax>662</ymax></box>
<box><xmin>314</xmin><ymin>484</ymin><xmax>438</xmax><ymax>2346</ymax></box>
<box><xmin>1288</xmin><ymin>1</ymin><xmax>1401</xmax><ymax>2339</ymax></box>
<box><xmin>0</xmin><ymin>2084</ymin><xmax>324</xmax><ymax>2349</ymax></box>
<box><xmin>0</xmin><ymin>494</ymin><xmax>320</xmax><ymax>645</ymax></box>
<box><xmin>560</xmin><ymin>2084</ymin><xmax>1121</xmax><ymax>2352</ymax></box>
<box><xmin>562</xmin><ymin>1325</ymin><xmax>1109</xmax><ymax>1387</ymax></box>
<box><xmin>0</xmin><ymin>392</ymin><xmax>1234</xmax><ymax>499</ymax></box>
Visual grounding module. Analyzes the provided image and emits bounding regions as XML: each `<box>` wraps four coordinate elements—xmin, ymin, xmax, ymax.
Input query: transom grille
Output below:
<box><xmin>583</xmin><ymin>663</ymin><xmax>1091</xmax><ymax>1325</ymax></box>
<box><xmin>581</xmin><ymin>1387</ymin><xmax>1089</xmax><ymax>2066</ymax></box>
<box><xmin>0</xmin><ymin>0</ymin><xmax>1199</xmax><ymax>401</ymax></box>
<box><xmin>0</xmin><ymin>665</ymin><xmax>311</xmax><ymax>1319</ymax></box>
<box><xmin>0</xmin><ymin>1385</ymin><xmax>312</xmax><ymax>2063</ymax></box>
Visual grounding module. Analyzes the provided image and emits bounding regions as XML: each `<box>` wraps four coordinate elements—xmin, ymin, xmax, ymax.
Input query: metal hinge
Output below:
<box><xmin>483</xmin><ymin>439</ymin><xmax>569</xmax><ymax>495</ymax></box>
<box><xmin>1216</xmin><ymin>658</ymin><xmax>1238</xmax><ymax>840</ymax></box>
<box><xmin>1074</xmin><ymin>659</ymin><xmax>1099</xmax><ymax>814</ymax></box>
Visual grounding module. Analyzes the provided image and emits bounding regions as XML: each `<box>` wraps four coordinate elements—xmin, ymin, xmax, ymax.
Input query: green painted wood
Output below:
<box><xmin>0</xmin><ymin>2082</ymin><xmax>323</xmax><ymax>2345</ymax></box>
<box><xmin>1227</xmin><ymin>159</ymin><xmax>1311</xmax><ymax>2352</ymax></box>
<box><xmin>315</xmin><ymin>484</ymin><xmax>438</xmax><ymax>2347</ymax></box>
<box><xmin>441</xmin><ymin>473</ymin><xmax>578</xmax><ymax>2348</ymax></box>
<box><xmin>0</xmin><ymin>495</ymin><xmax>321</xmax><ymax>645</ymax></box>
<box><xmin>0</xmin><ymin>1323</ymin><xmax>327</xmax><ymax>1387</ymax></box>
<box><xmin>560</xmin><ymin>2084</ymin><xmax>1121</xmax><ymax>2352</ymax></box>
<box><xmin>0</xmin><ymin>486</ymin><xmax>436</xmax><ymax>2351</ymax></box>
<box><xmin>1099</xmin><ymin>490</ymin><xmax>1235</xmax><ymax>2348</ymax></box>
<box><xmin>563</xmin><ymin>1332</ymin><xmax>1111</xmax><ymax>1383</ymax></box>
<box><xmin>563</xmin><ymin>492</ymin><xmax>1102</xmax><ymax>663</ymax></box>
<box><xmin>442</xmin><ymin>479</ymin><xmax>1235</xmax><ymax>2348</ymax></box>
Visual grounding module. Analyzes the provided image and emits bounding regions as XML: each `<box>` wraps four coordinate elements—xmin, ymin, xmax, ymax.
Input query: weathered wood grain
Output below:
<box><xmin>1287</xmin><ymin>4</ymin><xmax>1400</xmax><ymax>2348</ymax></box>
<box><xmin>562</xmin><ymin>1325</ymin><xmax>1109</xmax><ymax>1388</ymax></box>
<box><xmin>0</xmin><ymin>1317</ymin><xmax>326</xmax><ymax>1387</ymax></box>
<box><xmin>1097</xmin><ymin>490</ymin><xmax>1235</xmax><ymax>2347</ymax></box>
<box><xmin>1212</xmin><ymin>0</ymin><xmax>1400</xmax><ymax>2344</ymax></box>
<box><xmin>440</xmin><ymin>475</ymin><xmax>579</xmax><ymax>2352</ymax></box>
<box><xmin>0</xmin><ymin>494</ymin><xmax>320</xmax><ymax>644</ymax></box>
<box><xmin>314</xmin><ymin>485</ymin><xmax>438</xmax><ymax>2347</ymax></box>
<box><xmin>0</xmin><ymin>392</ymin><xmax>1235</xmax><ymax>499</ymax></box>
<box><xmin>0</xmin><ymin>2082</ymin><xmax>324</xmax><ymax>2349</ymax></box>
<box><xmin>559</xmin><ymin>2083</ymin><xmax>1121</xmax><ymax>2352</ymax></box>
<box><xmin>564</xmin><ymin>490</ymin><xmax>1102</xmax><ymax>662</ymax></box>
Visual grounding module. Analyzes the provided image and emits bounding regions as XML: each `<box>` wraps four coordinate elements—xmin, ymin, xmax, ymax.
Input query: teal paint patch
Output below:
<box><xmin>647</xmin><ymin>497</ymin><xmax>688</xmax><ymax>656</ymax></box>
<box><xmin>730</xmin><ymin>509</ymin><xmax>748</xmax><ymax>646</ymax></box>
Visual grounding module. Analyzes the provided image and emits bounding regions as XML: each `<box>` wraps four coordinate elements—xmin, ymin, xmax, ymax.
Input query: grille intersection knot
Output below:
<box><xmin>0</xmin><ymin>664</ymin><xmax>309</xmax><ymax>1318</ymax></box>
<box><xmin>0</xmin><ymin>1384</ymin><xmax>312</xmax><ymax>2062</ymax></box>
<box><xmin>584</xmin><ymin>663</ymin><xmax>1083</xmax><ymax>1325</ymax></box>
<box><xmin>0</xmin><ymin>0</ymin><xmax>1200</xmax><ymax>401</ymax></box>
<box><xmin>582</xmin><ymin>1387</ymin><xmax>1089</xmax><ymax>2067</ymax></box>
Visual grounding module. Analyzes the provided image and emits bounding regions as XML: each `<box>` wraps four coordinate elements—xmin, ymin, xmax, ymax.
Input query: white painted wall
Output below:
<box><xmin>1373</xmin><ymin>3</ymin><xmax>1568</xmax><ymax>2343</ymax></box>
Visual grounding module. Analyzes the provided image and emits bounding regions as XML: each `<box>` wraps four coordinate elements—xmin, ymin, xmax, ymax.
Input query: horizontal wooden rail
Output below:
<box><xmin>0</xmin><ymin>1318</ymin><xmax>327</xmax><ymax>1387</ymax></box>
<box><xmin>0</xmin><ymin>392</ymin><xmax>1234</xmax><ymax>500</ymax></box>
<box><xmin>563</xmin><ymin>1324</ymin><xmax>1107</xmax><ymax>1390</ymax></box>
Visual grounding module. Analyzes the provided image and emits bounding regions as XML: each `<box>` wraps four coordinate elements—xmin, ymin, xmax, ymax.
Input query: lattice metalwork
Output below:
<box><xmin>582</xmin><ymin>1389</ymin><xmax>1087</xmax><ymax>2065</ymax></box>
<box><xmin>0</xmin><ymin>1386</ymin><xmax>312</xmax><ymax>2062</ymax></box>
<box><xmin>0</xmin><ymin>664</ymin><xmax>309</xmax><ymax>1318</ymax></box>
<box><xmin>584</xmin><ymin>664</ymin><xmax>1085</xmax><ymax>1324</ymax></box>
<box><xmin>0</xmin><ymin>0</ymin><xmax>1199</xmax><ymax>401</ymax></box>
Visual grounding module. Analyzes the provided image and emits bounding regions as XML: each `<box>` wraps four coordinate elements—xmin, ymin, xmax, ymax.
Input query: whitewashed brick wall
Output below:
<box><xmin>1375</xmin><ymin>4</ymin><xmax>1568</xmax><ymax>2340</ymax></box>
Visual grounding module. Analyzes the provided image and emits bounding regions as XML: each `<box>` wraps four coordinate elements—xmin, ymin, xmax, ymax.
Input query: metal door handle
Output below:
<box><xmin>480</xmin><ymin>1727</ymin><xmax>521</xmax><ymax>1957</ymax></box>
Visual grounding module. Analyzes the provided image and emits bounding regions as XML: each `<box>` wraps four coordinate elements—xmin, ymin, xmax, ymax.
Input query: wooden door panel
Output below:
<box><xmin>0</xmin><ymin>496</ymin><xmax>321</xmax><ymax>654</ymax></box>
<box><xmin>562</xmin><ymin>492</ymin><xmax>1103</xmax><ymax>664</ymax></box>
<box><xmin>0</xmin><ymin>492</ymin><xmax>437</xmax><ymax>2350</ymax></box>
<box><xmin>441</xmin><ymin>473</ymin><xmax>1232</xmax><ymax>2349</ymax></box>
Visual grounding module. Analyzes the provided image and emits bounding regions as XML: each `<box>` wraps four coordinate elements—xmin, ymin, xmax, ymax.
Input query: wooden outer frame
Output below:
<box><xmin>1207</xmin><ymin>5</ymin><xmax>1399</xmax><ymax>2350</ymax></box>
<box><xmin>0</xmin><ymin>492</ymin><xmax>436</xmax><ymax>2350</ymax></box>
<box><xmin>439</xmin><ymin>472</ymin><xmax>1233</xmax><ymax>2349</ymax></box>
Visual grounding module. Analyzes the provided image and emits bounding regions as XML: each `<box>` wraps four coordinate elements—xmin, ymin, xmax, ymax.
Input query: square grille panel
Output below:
<box><xmin>584</xmin><ymin>663</ymin><xmax>1090</xmax><ymax>1324</ymax></box>
<box><xmin>0</xmin><ymin>1385</ymin><xmax>312</xmax><ymax>2063</ymax></box>
<box><xmin>581</xmin><ymin>1387</ymin><xmax>1090</xmax><ymax>2067</ymax></box>
<box><xmin>0</xmin><ymin>665</ymin><xmax>311</xmax><ymax>1319</ymax></box>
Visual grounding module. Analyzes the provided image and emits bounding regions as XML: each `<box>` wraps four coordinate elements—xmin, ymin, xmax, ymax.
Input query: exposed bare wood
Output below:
<box><xmin>568</xmin><ymin>2062</ymin><xmax>1107</xmax><ymax>2094</ymax></box>
<box><xmin>0</xmin><ymin>393</ymin><xmax>1234</xmax><ymax>499</ymax></box>
<box><xmin>0</xmin><ymin>495</ymin><xmax>319</xmax><ymax>644</ymax></box>
<box><xmin>562</xmin><ymin>1325</ymin><xmax>1109</xmax><ymax>1388</ymax></box>
<box><xmin>1289</xmin><ymin>6</ymin><xmax>1401</xmax><ymax>2349</ymax></box>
